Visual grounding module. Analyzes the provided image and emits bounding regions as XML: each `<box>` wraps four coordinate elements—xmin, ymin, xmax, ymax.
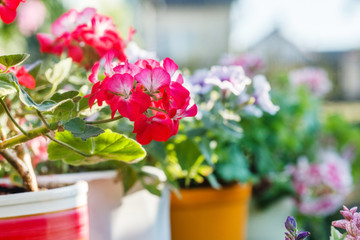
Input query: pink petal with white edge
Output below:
<box><xmin>89</xmin><ymin>62</ymin><xmax>100</xmax><ymax>84</ymax></box>
<box><xmin>176</xmin><ymin>74</ymin><xmax>184</xmax><ymax>84</ymax></box>
<box><xmin>51</xmin><ymin>9</ymin><xmax>78</xmax><ymax>37</ymax></box>
<box><xmin>104</xmin><ymin>50</ymin><xmax>115</xmax><ymax>76</ymax></box>
<box><xmin>113</xmin><ymin>61</ymin><xmax>141</xmax><ymax>75</ymax></box>
<box><xmin>107</xmin><ymin>73</ymin><xmax>134</xmax><ymax>97</ymax></box>
<box><xmin>135</xmin><ymin>68</ymin><xmax>152</xmax><ymax>91</ymax></box>
<box><xmin>75</xmin><ymin>7</ymin><xmax>96</xmax><ymax>26</ymax></box>
<box><xmin>163</xmin><ymin>57</ymin><xmax>178</xmax><ymax>77</ymax></box>
<box><xmin>135</xmin><ymin>59</ymin><xmax>160</xmax><ymax>69</ymax></box>
<box><xmin>151</xmin><ymin>68</ymin><xmax>171</xmax><ymax>91</ymax></box>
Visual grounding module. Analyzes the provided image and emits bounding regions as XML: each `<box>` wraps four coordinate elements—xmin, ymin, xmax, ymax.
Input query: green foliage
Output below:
<box><xmin>44</xmin><ymin>58</ymin><xmax>72</xmax><ymax>97</ymax></box>
<box><xmin>48</xmin><ymin>129</ymin><xmax>146</xmax><ymax>165</ymax></box>
<box><xmin>0</xmin><ymin>73</ymin><xmax>17</xmax><ymax>96</ymax></box>
<box><xmin>64</xmin><ymin>117</ymin><xmax>104</xmax><ymax>141</ymax></box>
<box><xmin>330</xmin><ymin>226</ymin><xmax>347</xmax><ymax>240</ymax></box>
<box><xmin>215</xmin><ymin>145</ymin><xmax>251</xmax><ymax>183</ymax></box>
<box><xmin>0</xmin><ymin>54</ymin><xmax>29</xmax><ymax>68</ymax></box>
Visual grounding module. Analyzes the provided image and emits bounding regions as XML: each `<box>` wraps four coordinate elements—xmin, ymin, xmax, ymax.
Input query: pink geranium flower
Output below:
<box><xmin>288</xmin><ymin>149</ymin><xmax>353</xmax><ymax>216</ymax></box>
<box><xmin>37</xmin><ymin>8</ymin><xmax>129</xmax><ymax>69</ymax></box>
<box><xmin>0</xmin><ymin>0</ymin><xmax>25</xmax><ymax>24</ymax></box>
<box><xmin>289</xmin><ymin>67</ymin><xmax>332</xmax><ymax>97</ymax></box>
<box><xmin>86</xmin><ymin>55</ymin><xmax>197</xmax><ymax>145</ymax></box>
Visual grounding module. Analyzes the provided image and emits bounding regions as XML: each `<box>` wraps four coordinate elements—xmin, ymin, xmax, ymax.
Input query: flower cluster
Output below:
<box><xmin>288</xmin><ymin>149</ymin><xmax>353</xmax><ymax>216</ymax></box>
<box><xmin>284</xmin><ymin>216</ymin><xmax>310</xmax><ymax>240</ymax></box>
<box><xmin>0</xmin><ymin>0</ymin><xmax>25</xmax><ymax>24</ymax></box>
<box><xmin>332</xmin><ymin>206</ymin><xmax>360</xmax><ymax>240</ymax></box>
<box><xmin>188</xmin><ymin>65</ymin><xmax>279</xmax><ymax>117</ymax></box>
<box><xmin>87</xmin><ymin>54</ymin><xmax>197</xmax><ymax>145</ymax></box>
<box><xmin>289</xmin><ymin>67</ymin><xmax>332</xmax><ymax>97</ymax></box>
<box><xmin>37</xmin><ymin>7</ymin><xmax>132</xmax><ymax>68</ymax></box>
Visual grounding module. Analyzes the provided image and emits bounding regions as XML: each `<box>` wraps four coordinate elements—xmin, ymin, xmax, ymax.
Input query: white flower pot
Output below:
<box><xmin>0</xmin><ymin>180</ymin><xmax>89</xmax><ymax>240</ymax></box>
<box><xmin>36</xmin><ymin>169</ymin><xmax>170</xmax><ymax>240</ymax></box>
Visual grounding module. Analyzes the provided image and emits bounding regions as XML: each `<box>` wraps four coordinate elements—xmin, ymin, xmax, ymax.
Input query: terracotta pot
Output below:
<box><xmin>170</xmin><ymin>183</ymin><xmax>252</xmax><ymax>240</ymax></box>
<box><xmin>0</xmin><ymin>181</ymin><xmax>89</xmax><ymax>240</ymax></box>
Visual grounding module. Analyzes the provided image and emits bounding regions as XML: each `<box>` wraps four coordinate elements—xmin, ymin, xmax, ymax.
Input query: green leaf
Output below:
<box><xmin>48</xmin><ymin>129</ymin><xmax>146</xmax><ymax>165</ymax></box>
<box><xmin>175</xmin><ymin>139</ymin><xmax>202</xmax><ymax>171</ymax></box>
<box><xmin>216</xmin><ymin>145</ymin><xmax>250</xmax><ymax>183</ymax></box>
<box><xmin>44</xmin><ymin>58</ymin><xmax>72</xmax><ymax>96</ymax></box>
<box><xmin>330</xmin><ymin>226</ymin><xmax>347</xmax><ymax>240</ymax></box>
<box><xmin>64</xmin><ymin>117</ymin><xmax>104</xmax><ymax>141</ymax></box>
<box><xmin>50</xmin><ymin>90</ymin><xmax>79</xmax><ymax>102</ymax></box>
<box><xmin>0</xmin><ymin>73</ymin><xmax>17</xmax><ymax>96</ymax></box>
<box><xmin>120</xmin><ymin>166</ymin><xmax>138</xmax><ymax>194</ymax></box>
<box><xmin>0</xmin><ymin>54</ymin><xmax>29</xmax><ymax>68</ymax></box>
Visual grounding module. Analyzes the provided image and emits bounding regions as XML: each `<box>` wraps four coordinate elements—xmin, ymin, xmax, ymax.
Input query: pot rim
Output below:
<box><xmin>0</xmin><ymin>180</ymin><xmax>88</xmax><ymax>206</ymax></box>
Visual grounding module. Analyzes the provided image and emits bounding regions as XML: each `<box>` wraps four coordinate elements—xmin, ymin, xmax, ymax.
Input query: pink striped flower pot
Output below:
<box><xmin>0</xmin><ymin>181</ymin><xmax>89</xmax><ymax>240</ymax></box>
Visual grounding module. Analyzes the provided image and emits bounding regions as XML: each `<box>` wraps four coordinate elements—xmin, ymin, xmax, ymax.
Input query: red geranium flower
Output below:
<box><xmin>0</xmin><ymin>0</ymin><xmax>25</xmax><ymax>24</ymax></box>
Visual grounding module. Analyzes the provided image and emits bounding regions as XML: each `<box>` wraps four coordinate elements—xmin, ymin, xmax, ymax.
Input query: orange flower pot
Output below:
<box><xmin>170</xmin><ymin>183</ymin><xmax>252</xmax><ymax>240</ymax></box>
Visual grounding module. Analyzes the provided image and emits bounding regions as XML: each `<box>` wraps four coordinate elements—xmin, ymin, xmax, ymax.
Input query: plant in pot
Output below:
<box><xmin>147</xmin><ymin>63</ymin><xmax>279</xmax><ymax>240</ymax></box>
<box><xmin>0</xmin><ymin>6</ymin><xmax>197</xmax><ymax>240</ymax></box>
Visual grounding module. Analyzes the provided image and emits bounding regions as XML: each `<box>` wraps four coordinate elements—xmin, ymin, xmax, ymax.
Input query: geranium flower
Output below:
<box><xmin>87</xmin><ymin>56</ymin><xmax>197</xmax><ymax>145</ymax></box>
<box><xmin>0</xmin><ymin>0</ymin><xmax>25</xmax><ymax>24</ymax></box>
<box><xmin>37</xmin><ymin>8</ymin><xmax>129</xmax><ymax>68</ymax></box>
<box><xmin>288</xmin><ymin>149</ymin><xmax>353</xmax><ymax>216</ymax></box>
<box><xmin>133</xmin><ymin>113</ymin><xmax>173</xmax><ymax>145</ymax></box>
<box><xmin>205</xmin><ymin>65</ymin><xmax>251</xmax><ymax>96</ymax></box>
<box><xmin>289</xmin><ymin>67</ymin><xmax>332</xmax><ymax>97</ymax></box>
<box><xmin>240</xmin><ymin>75</ymin><xmax>279</xmax><ymax>117</ymax></box>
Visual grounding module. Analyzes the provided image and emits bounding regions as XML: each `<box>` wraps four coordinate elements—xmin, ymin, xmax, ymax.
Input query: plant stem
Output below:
<box><xmin>85</xmin><ymin>115</ymin><xmax>124</xmax><ymax>124</ymax></box>
<box><xmin>0</xmin><ymin>98</ymin><xmax>29</xmax><ymax>137</ymax></box>
<box><xmin>148</xmin><ymin>106</ymin><xmax>168</xmax><ymax>114</ymax></box>
<box><xmin>36</xmin><ymin>110</ymin><xmax>51</xmax><ymax>129</ymax></box>
<box><xmin>45</xmin><ymin>133</ymin><xmax>92</xmax><ymax>157</ymax></box>
<box><xmin>0</xmin><ymin>149</ymin><xmax>39</xmax><ymax>191</ymax></box>
<box><xmin>0</xmin><ymin>122</ymin><xmax>58</xmax><ymax>149</ymax></box>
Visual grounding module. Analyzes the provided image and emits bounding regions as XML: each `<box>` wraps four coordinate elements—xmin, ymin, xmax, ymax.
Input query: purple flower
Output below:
<box><xmin>205</xmin><ymin>65</ymin><xmax>251</xmax><ymax>96</ymax></box>
<box><xmin>284</xmin><ymin>216</ymin><xmax>310</xmax><ymax>240</ymax></box>
<box><xmin>186</xmin><ymin>69</ymin><xmax>213</xmax><ymax>95</ymax></box>
<box><xmin>285</xmin><ymin>216</ymin><xmax>297</xmax><ymax>233</ymax></box>
<box><xmin>240</xmin><ymin>75</ymin><xmax>279</xmax><ymax>117</ymax></box>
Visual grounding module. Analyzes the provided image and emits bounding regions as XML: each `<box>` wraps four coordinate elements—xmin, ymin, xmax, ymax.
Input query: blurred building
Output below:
<box><xmin>130</xmin><ymin>0</ymin><xmax>233</xmax><ymax>69</ymax></box>
<box><xmin>248</xmin><ymin>28</ymin><xmax>313</xmax><ymax>75</ymax></box>
<box><xmin>245</xmin><ymin>28</ymin><xmax>360</xmax><ymax>100</ymax></box>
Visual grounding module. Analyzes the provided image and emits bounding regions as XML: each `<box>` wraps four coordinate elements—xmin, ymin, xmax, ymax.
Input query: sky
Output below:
<box><xmin>230</xmin><ymin>0</ymin><xmax>360</xmax><ymax>52</ymax></box>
